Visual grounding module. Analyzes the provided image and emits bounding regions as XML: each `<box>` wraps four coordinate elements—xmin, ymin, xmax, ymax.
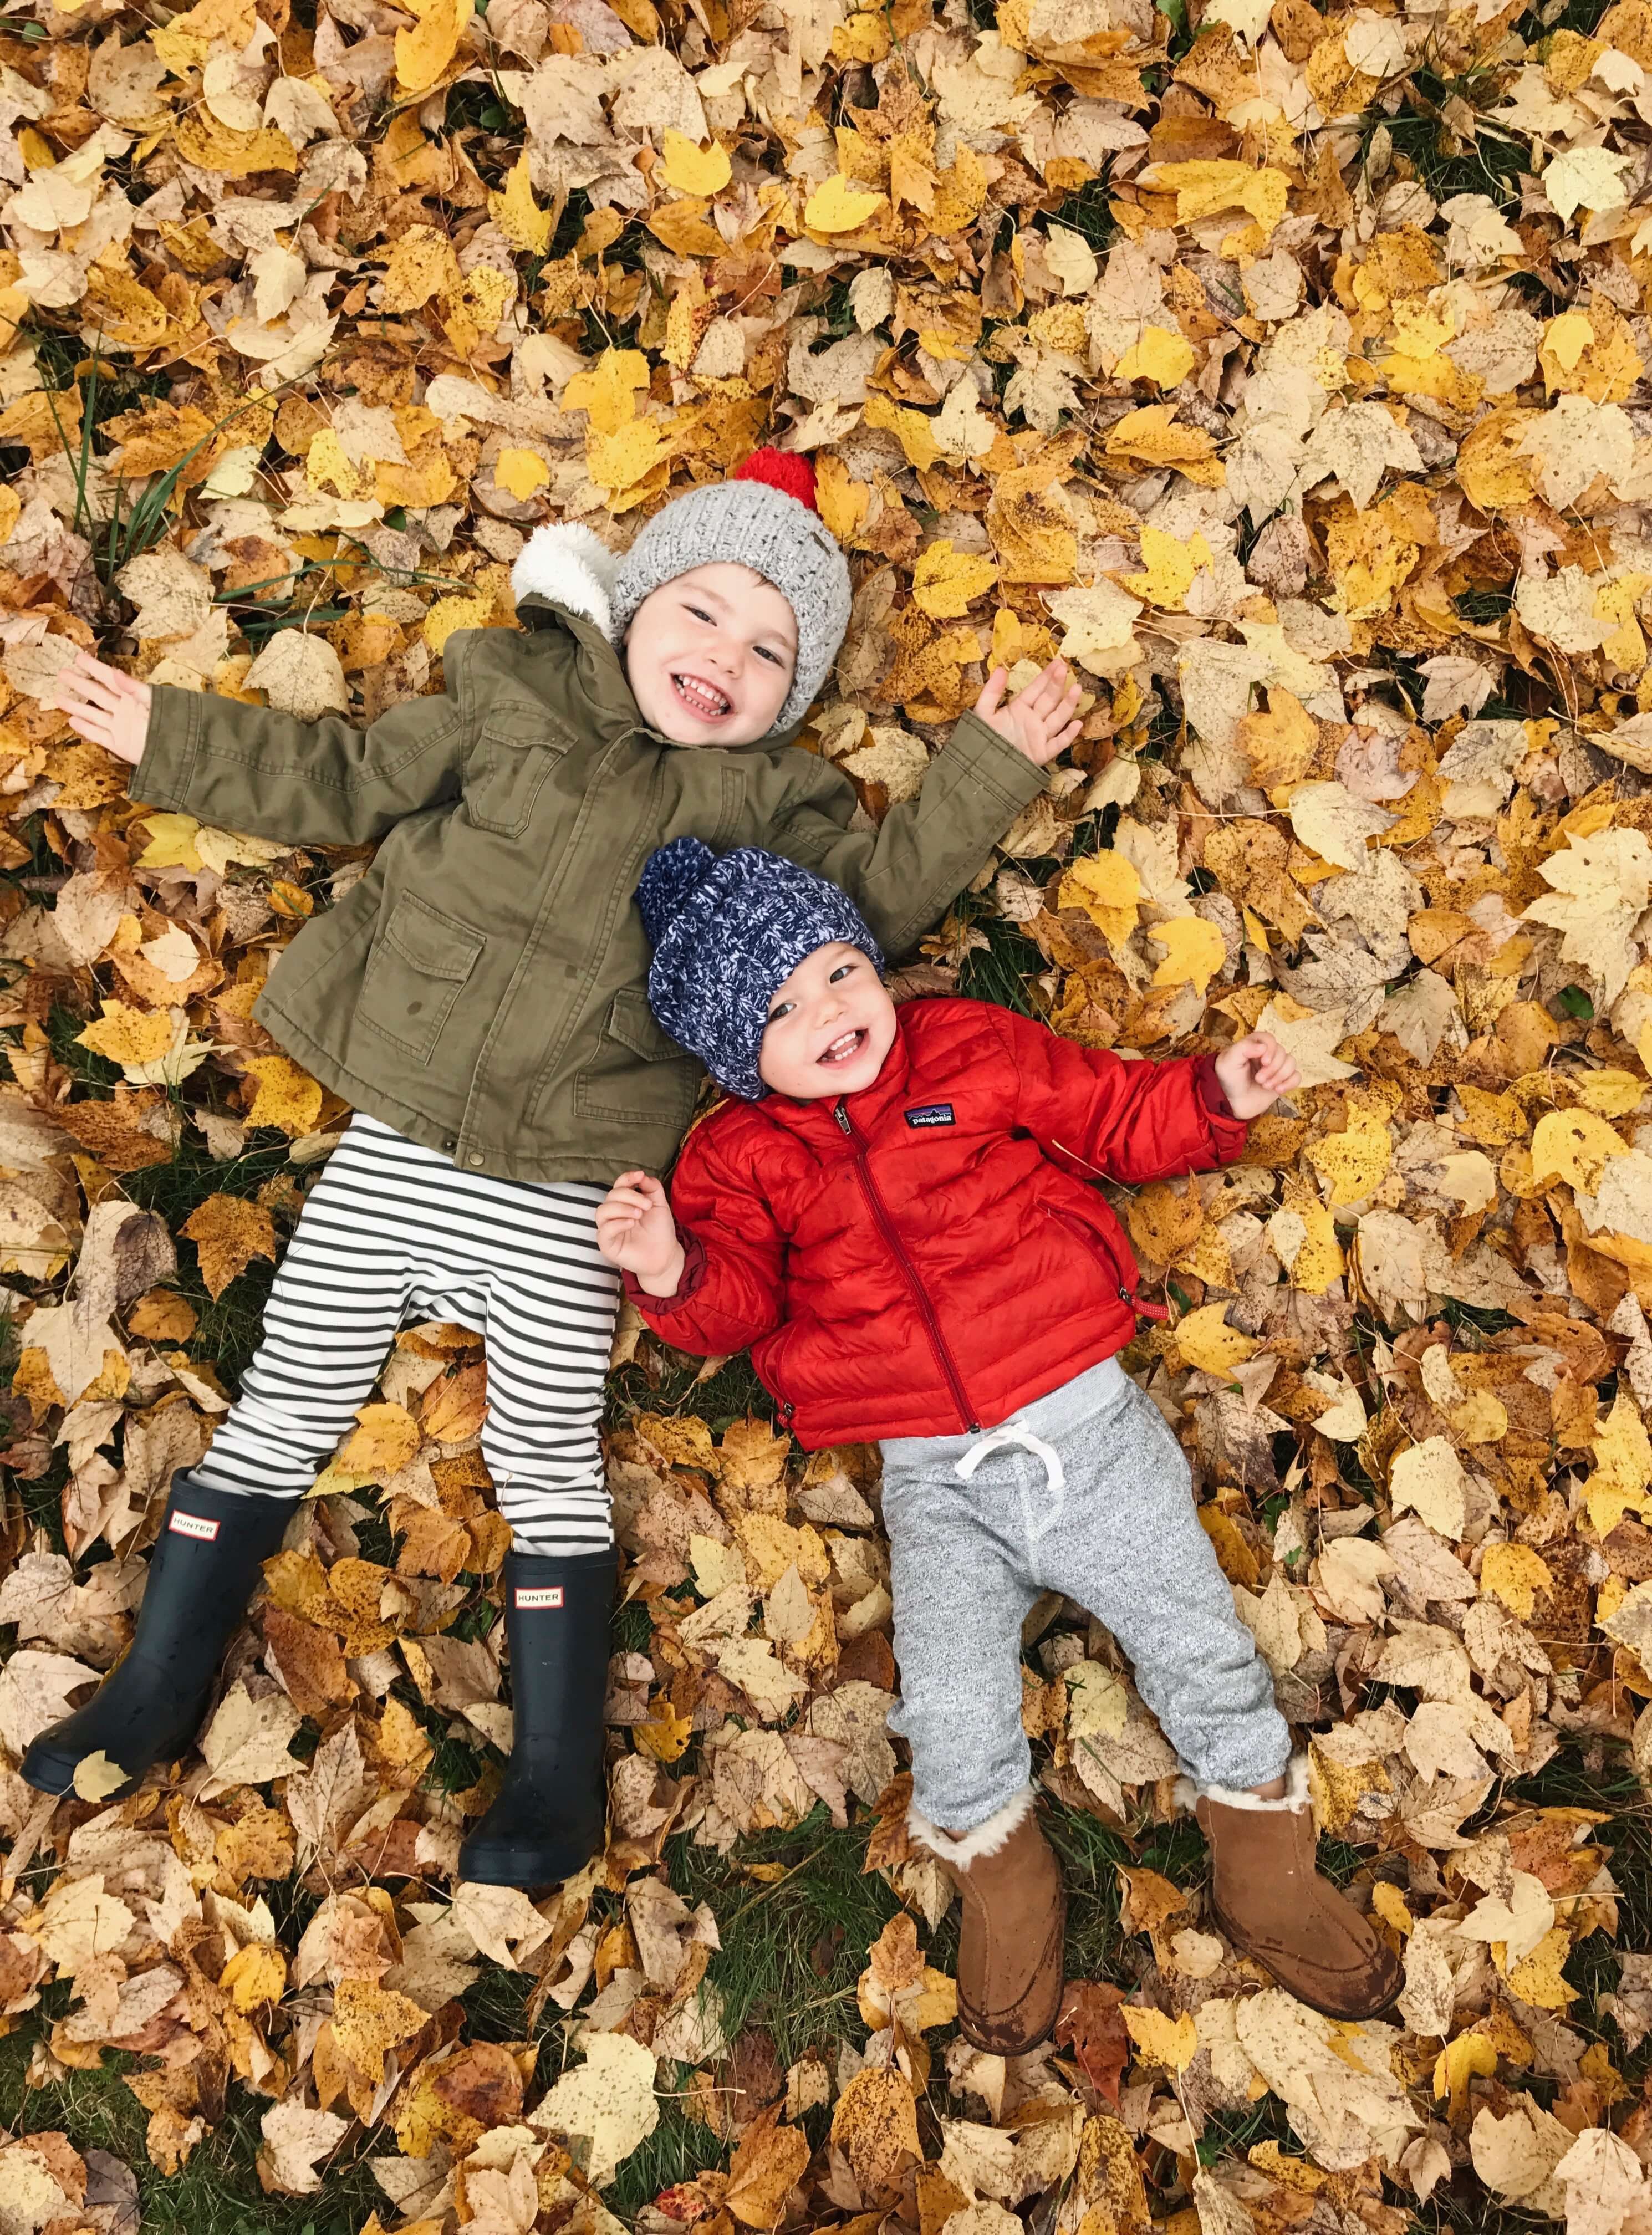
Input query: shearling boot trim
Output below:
<box><xmin>1173</xmin><ymin>1754</ymin><xmax>1309</xmax><ymax>1815</ymax></box>
<box><xmin>907</xmin><ymin>1784</ymin><xmax>1036</xmax><ymax>1866</ymax></box>
<box><xmin>510</xmin><ymin>523</ymin><xmax>622</xmax><ymax>641</ymax></box>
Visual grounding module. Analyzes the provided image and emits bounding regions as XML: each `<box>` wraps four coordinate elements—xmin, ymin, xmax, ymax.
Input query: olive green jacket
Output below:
<box><xmin>131</xmin><ymin>553</ymin><xmax>1046</xmax><ymax>1183</ymax></box>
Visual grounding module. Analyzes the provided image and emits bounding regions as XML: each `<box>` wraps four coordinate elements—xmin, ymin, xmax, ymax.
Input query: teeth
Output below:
<box><xmin>674</xmin><ymin>675</ymin><xmax>730</xmax><ymax>716</ymax></box>
<box><xmin>822</xmin><ymin>1031</ymin><xmax>860</xmax><ymax>1061</ymax></box>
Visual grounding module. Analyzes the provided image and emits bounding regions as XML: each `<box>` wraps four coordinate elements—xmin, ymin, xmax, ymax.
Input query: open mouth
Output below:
<box><xmin>672</xmin><ymin>673</ymin><xmax>732</xmax><ymax>721</ymax></box>
<box><xmin>818</xmin><ymin>1028</ymin><xmax>866</xmax><ymax>1066</ymax></box>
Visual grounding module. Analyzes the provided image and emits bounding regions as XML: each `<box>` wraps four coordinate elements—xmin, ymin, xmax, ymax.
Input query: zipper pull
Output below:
<box><xmin>834</xmin><ymin>1100</ymin><xmax>852</xmax><ymax>1136</ymax></box>
<box><xmin>1132</xmin><ymin>1292</ymin><xmax>1170</xmax><ymax>1321</ymax></box>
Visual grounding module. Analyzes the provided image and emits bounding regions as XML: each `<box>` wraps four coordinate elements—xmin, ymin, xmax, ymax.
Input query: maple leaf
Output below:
<box><xmin>535</xmin><ymin>2033</ymin><xmax>659</xmax><ymax>2187</ymax></box>
<box><xmin>257</xmin><ymin>2099</ymin><xmax>350</xmax><ymax>2196</ymax></box>
<box><xmin>181</xmin><ymin>1194</ymin><xmax>278</xmax><ymax>1300</ymax></box>
<box><xmin>830</xmin><ymin>2070</ymin><xmax>921</xmax><ymax>2198</ymax></box>
<box><xmin>725</xmin><ymin>2104</ymin><xmax>811</xmax><ymax>2229</ymax></box>
<box><xmin>198</xmin><ymin>1682</ymin><xmax>303</xmax><ymax>1799</ymax></box>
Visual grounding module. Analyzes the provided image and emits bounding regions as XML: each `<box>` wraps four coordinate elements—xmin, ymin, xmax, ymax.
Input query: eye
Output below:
<box><xmin>686</xmin><ymin>604</ymin><xmax>715</xmax><ymax>624</ymax></box>
<box><xmin>754</xmin><ymin>644</ymin><xmax>784</xmax><ymax>666</ymax></box>
<box><xmin>766</xmin><ymin>999</ymin><xmax>794</xmax><ymax>1025</ymax></box>
<box><xmin>828</xmin><ymin>963</ymin><xmax>856</xmax><ymax>983</ymax></box>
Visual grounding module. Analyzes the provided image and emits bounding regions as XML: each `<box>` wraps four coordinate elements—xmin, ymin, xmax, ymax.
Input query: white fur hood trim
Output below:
<box><xmin>907</xmin><ymin>1784</ymin><xmax>1036</xmax><ymax>1866</ymax></box>
<box><xmin>511</xmin><ymin>522</ymin><xmax>622</xmax><ymax>643</ymax></box>
<box><xmin>1174</xmin><ymin>1754</ymin><xmax>1310</xmax><ymax>1814</ymax></box>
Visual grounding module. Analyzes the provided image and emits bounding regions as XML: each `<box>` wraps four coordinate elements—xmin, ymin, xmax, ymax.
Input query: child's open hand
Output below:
<box><xmin>1214</xmin><ymin>1032</ymin><xmax>1299</xmax><ymax>1121</ymax></box>
<box><xmin>596</xmin><ymin>1171</ymin><xmax>686</xmax><ymax>1297</ymax></box>
<box><xmin>973</xmin><ymin>657</ymin><xmax>1083</xmax><ymax>767</ymax></box>
<box><xmin>50</xmin><ymin>651</ymin><xmax>151</xmax><ymax>767</ymax></box>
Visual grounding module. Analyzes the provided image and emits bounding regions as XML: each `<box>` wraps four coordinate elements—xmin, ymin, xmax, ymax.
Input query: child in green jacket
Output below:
<box><xmin>38</xmin><ymin>448</ymin><xmax>1079</xmax><ymax>1887</ymax></box>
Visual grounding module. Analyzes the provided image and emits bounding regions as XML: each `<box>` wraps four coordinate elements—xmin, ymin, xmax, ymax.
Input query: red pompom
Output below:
<box><xmin>733</xmin><ymin>446</ymin><xmax>818</xmax><ymax>512</ymax></box>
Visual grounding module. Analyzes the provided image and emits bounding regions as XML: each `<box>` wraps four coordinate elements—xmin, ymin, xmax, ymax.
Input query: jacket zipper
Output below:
<box><xmin>1049</xmin><ymin>1206</ymin><xmax>1169</xmax><ymax>1322</ymax></box>
<box><xmin>834</xmin><ymin>1100</ymin><xmax>980</xmax><ymax>1433</ymax></box>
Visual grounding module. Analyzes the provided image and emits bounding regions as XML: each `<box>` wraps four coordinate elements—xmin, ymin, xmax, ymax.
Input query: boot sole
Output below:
<box><xmin>457</xmin><ymin>1838</ymin><xmax>596</xmax><ymax>1888</ymax></box>
<box><xmin>1210</xmin><ymin>1898</ymin><xmax>1404</xmax><ymax>2022</ymax></box>
<box><xmin>957</xmin><ymin>1995</ymin><xmax>1063</xmax><ymax>2059</ymax></box>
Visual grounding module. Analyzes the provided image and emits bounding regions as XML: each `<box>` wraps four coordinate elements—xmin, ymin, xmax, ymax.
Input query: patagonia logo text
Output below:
<box><xmin>514</xmin><ymin>1586</ymin><xmax>565</xmax><ymax>1610</ymax></box>
<box><xmin>169</xmin><ymin>1512</ymin><xmax>220</xmax><ymax>1544</ymax></box>
<box><xmin>905</xmin><ymin>1103</ymin><xmax>955</xmax><ymax>1129</ymax></box>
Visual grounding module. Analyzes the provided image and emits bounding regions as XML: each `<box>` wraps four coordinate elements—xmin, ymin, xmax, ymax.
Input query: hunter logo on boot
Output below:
<box><xmin>514</xmin><ymin>1586</ymin><xmax>564</xmax><ymax>1609</ymax></box>
<box><xmin>168</xmin><ymin>1511</ymin><xmax>221</xmax><ymax>1543</ymax></box>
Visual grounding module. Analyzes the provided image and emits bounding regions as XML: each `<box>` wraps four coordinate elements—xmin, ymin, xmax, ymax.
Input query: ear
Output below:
<box><xmin>511</xmin><ymin>522</ymin><xmax>622</xmax><ymax>641</ymax></box>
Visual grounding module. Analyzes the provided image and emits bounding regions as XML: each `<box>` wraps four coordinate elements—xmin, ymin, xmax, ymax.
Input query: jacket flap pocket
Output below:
<box><xmin>480</xmin><ymin>700</ymin><xmax>571</xmax><ymax>752</ymax></box>
<box><xmin>608</xmin><ymin>989</ymin><xmax>684</xmax><ymax>1062</ymax></box>
<box><xmin>383</xmin><ymin>897</ymin><xmax>484</xmax><ymax>981</ymax></box>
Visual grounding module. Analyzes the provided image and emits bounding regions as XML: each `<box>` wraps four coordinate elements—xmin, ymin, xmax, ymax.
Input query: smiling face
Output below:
<box><xmin>623</xmin><ymin>562</ymin><xmax>798</xmax><ymax>746</ymax></box>
<box><xmin>757</xmin><ymin>942</ymin><xmax>896</xmax><ymax>1101</ymax></box>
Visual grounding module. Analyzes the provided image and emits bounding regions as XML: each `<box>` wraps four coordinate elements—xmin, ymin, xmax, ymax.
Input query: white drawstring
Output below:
<box><xmin>955</xmin><ymin>1421</ymin><xmax>1067</xmax><ymax>1545</ymax></box>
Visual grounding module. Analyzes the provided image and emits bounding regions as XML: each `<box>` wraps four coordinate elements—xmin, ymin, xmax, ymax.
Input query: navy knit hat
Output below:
<box><xmin>638</xmin><ymin>838</ymin><xmax>885</xmax><ymax>1101</ymax></box>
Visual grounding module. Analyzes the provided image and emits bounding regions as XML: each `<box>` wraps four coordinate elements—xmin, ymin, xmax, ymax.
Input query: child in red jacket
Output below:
<box><xmin>598</xmin><ymin>839</ymin><xmax>1403</xmax><ymax>2050</ymax></box>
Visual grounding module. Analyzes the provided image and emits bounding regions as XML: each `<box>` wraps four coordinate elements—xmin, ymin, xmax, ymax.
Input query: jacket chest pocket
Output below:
<box><xmin>360</xmin><ymin>895</ymin><xmax>485</xmax><ymax>1063</ymax></box>
<box><xmin>574</xmin><ymin>989</ymin><xmax>700</xmax><ymax>1130</ymax></box>
<box><xmin>465</xmin><ymin>703</ymin><xmax>568</xmax><ymax>838</ymax></box>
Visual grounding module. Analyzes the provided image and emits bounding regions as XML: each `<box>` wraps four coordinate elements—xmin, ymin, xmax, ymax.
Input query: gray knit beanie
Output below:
<box><xmin>611</xmin><ymin>450</ymin><xmax>852</xmax><ymax>735</ymax></box>
<box><xmin>638</xmin><ymin>838</ymin><xmax>884</xmax><ymax>1101</ymax></box>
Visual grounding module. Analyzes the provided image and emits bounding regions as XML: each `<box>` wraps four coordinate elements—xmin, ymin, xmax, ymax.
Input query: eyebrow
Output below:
<box><xmin>683</xmin><ymin>576</ymin><xmax>796</xmax><ymax>652</ymax></box>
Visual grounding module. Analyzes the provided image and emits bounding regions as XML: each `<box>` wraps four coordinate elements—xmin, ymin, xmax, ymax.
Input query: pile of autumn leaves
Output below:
<box><xmin>9</xmin><ymin>0</ymin><xmax>1652</xmax><ymax>2223</ymax></box>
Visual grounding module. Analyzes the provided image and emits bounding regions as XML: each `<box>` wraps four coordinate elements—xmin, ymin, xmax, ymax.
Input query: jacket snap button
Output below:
<box><xmin>468</xmin><ymin>1152</ymin><xmax>485</xmax><ymax>1168</ymax></box>
<box><xmin>442</xmin><ymin>1137</ymin><xmax>457</xmax><ymax>1155</ymax></box>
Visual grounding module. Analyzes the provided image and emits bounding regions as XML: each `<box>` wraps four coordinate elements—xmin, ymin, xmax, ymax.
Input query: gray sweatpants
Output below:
<box><xmin>883</xmin><ymin>1356</ymin><xmax>1291</xmax><ymax>1833</ymax></box>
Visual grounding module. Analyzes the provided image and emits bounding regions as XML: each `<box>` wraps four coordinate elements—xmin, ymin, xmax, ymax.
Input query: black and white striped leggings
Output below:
<box><xmin>192</xmin><ymin>1114</ymin><xmax>620</xmax><ymax>1554</ymax></box>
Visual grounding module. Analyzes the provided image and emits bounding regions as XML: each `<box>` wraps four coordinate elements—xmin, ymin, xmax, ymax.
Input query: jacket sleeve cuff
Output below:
<box><xmin>624</xmin><ymin>1229</ymin><xmax>706</xmax><ymax>1316</ymax></box>
<box><xmin>940</xmin><ymin>709</ymin><xmax>1053</xmax><ymax>814</ymax></box>
<box><xmin>129</xmin><ymin>684</ymin><xmax>202</xmax><ymax>811</ymax></box>
<box><xmin>1194</xmin><ymin>1052</ymin><xmax>1249</xmax><ymax>1160</ymax></box>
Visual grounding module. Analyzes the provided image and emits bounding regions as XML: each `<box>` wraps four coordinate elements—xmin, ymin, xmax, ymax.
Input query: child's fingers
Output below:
<box><xmin>1019</xmin><ymin>658</ymin><xmax>1068</xmax><ymax>716</ymax></box>
<box><xmin>973</xmin><ymin>666</ymin><xmax>1008</xmax><ymax>721</ymax></box>
<box><xmin>59</xmin><ymin>655</ymin><xmax>135</xmax><ymax>703</ymax></box>
<box><xmin>1008</xmin><ymin>670</ymin><xmax>1052</xmax><ymax>720</ymax></box>
<box><xmin>84</xmin><ymin>655</ymin><xmax>147</xmax><ymax>700</ymax></box>
<box><xmin>52</xmin><ymin>676</ymin><xmax>129</xmax><ymax>722</ymax></box>
<box><xmin>1034</xmin><ymin>687</ymin><xmax>1083</xmax><ymax>742</ymax></box>
<box><xmin>603</xmin><ymin>1186</ymin><xmax>656</xmax><ymax>1217</ymax></box>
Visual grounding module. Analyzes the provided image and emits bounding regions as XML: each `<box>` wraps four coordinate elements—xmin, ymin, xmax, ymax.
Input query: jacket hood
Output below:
<box><xmin>511</xmin><ymin>522</ymin><xmax>624</xmax><ymax>643</ymax></box>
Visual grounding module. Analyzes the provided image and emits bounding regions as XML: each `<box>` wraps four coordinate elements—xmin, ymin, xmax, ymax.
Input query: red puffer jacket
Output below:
<box><xmin>629</xmin><ymin>997</ymin><xmax>1248</xmax><ymax>1446</ymax></box>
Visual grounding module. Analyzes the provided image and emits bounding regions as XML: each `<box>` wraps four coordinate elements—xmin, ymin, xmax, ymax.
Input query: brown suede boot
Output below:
<box><xmin>910</xmin><ymin>1787</ymin><xmax>1066</xmax><ymax>2055</ymax></box>
<box><xmin>1182</xmin><ymin>1759</ymin><xmax>1403</xmax><ymax>2020</ymax></box>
